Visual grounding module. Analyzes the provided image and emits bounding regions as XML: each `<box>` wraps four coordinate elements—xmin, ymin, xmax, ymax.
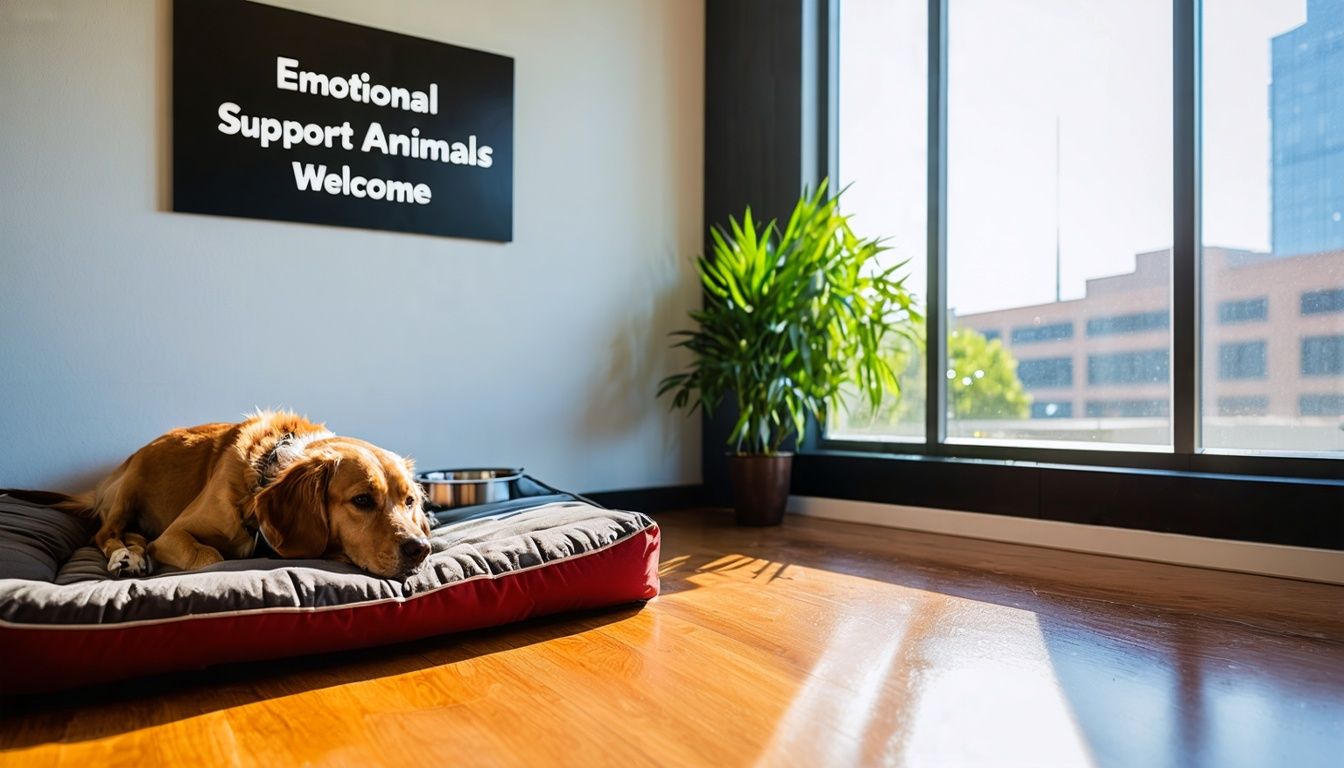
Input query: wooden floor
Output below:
<box><xmin>3</xmin><ymin>509</ymin><xmax>1343</xmax><ymax>767</ymax></box>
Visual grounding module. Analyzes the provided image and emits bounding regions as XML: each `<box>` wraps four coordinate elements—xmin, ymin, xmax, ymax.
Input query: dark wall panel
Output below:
<box><xmin>703</xmin><ymin>0</ymin><xmax>806</xmax><ymax>503</ymax></box>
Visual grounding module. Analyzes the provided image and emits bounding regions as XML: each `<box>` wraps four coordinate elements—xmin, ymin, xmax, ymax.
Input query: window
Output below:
<box><xmin>827</xmin><ymin>0</ymin><xmax>1342</xmax><ymax>463</ymax></box>
<box><xmin>1300</xmin><ymin>394</ymin><xmax>1344</xmax><ymax>416</ymax></box>
<box><xmin>1088</xmin><ymin>350</ymin><xmax>1169</xmax><ymax>387</ymax></box>
<box><xmin>1218</xmin><ymin>341</ymin><xmax>1268</xmax><ymax>380</ymax></box>
<box><xmin>1031</xmin><ymin>400</ymin><xmax>1073</xmax><ymax>419</ymax></box>
<box><xmin>943</xmin><ymin>0</ymin><xmax>1171</xmax><ymax>446</ymax></box>
<box><xmin>1086</xmin><ymin>311</ymin><xmax>1170</xmax><ymax>337</ymax></box>
<box><xmin>1017</xmin><ymin>357</ymin><xmax>1073</xmax><ymax>389</ymax></box>
<box><xmin>1218</xmin><ymin>396</ymin><xmax>1270</xmax><ymax>417</ymax></box>
<box><xmin>1085</xmin><ymin>400</ymin><xmax>1169</xmax><ymax>418</ymax></box>
<box><xmin>1218</xmin><ymin>298</ymin><xmax>1268</xmax><ymax>324</ymax></box>
<box><xmin>1302</xmin><ymin>335</ymin><xmax>1344</xmax><ymax>376</ymax></box>
<box><xmin>1301</xmin><ymin>288</ymin><xmax>1344</xmax><ymax>316</ymax></box>
<box><xmin>825</xmin><ymin>0</ymin><xmax>927</xmax><ymax>442</ymax></box>
<box><xmin>1201</xmin><ymin>0</ymin><xmax>1344</xmax><ymax>453</ymax></box>
<box><xmin>1011</xmin><ymin>322</ymin><xmax>1073</xmax><ymax>345</ymax></box>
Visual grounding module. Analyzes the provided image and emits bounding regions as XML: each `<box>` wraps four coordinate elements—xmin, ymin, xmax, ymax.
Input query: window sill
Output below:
<box><xmin>791</xmin><ymin>448</ymin><xmax>1344</xmax><ymax>551</ymax></box>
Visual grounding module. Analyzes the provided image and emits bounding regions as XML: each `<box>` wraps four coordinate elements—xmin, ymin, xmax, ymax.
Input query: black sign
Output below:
<box><xmin>173</xmin><ymin>0</ymin><xmax>514</xmax><ymax>241</ymax></box>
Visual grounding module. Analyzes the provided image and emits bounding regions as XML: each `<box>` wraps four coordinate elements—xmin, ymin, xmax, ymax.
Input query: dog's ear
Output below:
<box><xmin>401</xmin><ymin>457</ymin><xmax>432</xmax><ymax>535</ymax></box>
<box><xmin>254</xmin><ymin>455</ymin><xmax>332</xmax><ymax>558</ymax></box>
<box><xmin>412</xmin><ymin>500</ymin><xmax>432</xmax><ymax>536</ymax></box>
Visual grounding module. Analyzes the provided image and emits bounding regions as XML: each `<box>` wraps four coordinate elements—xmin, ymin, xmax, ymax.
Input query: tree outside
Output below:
<box><xmin>830</xmin><ymin>325</ymin><xmax>1031</xmax><ymax>434</ymax></box>
<box><xmin>946</xmin><ymin>328</ymin><xmax>1031</xmax><ymax>420</ymax></box>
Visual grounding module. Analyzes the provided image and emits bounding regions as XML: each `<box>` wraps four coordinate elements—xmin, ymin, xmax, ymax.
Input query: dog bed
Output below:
<box><xmin>0</xmin><ymin>480</ymin><xmax>659</xmax><ymax>694</ymax></box>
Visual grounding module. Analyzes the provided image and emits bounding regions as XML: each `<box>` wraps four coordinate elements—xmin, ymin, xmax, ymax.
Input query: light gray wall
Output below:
<box><xmin>0</xmin><ymin>0</ymin><xmax>703</xmax><ymax>492</ymax></box>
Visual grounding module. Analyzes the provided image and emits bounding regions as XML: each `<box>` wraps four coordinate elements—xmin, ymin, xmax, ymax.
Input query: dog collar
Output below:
<box><xmin>255</xmin><ymin>433</ymin><xmax>296</xmax><ymax>489</ymax></box>
<box><xmin>254</xmin><ymin>429</ymin><xmax>335</xmax><ymax>489</ymax></box>
<box><xmin>248</xmin><ymin>429</ymin><xmax>333</xmax><ymax>557</ymax></box>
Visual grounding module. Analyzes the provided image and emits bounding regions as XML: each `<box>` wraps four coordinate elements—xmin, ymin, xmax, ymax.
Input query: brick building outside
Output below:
<box><xmin>956</xmin><ymin>247</ymin><xmax>1344</xmax><ymax>450</ymax></box>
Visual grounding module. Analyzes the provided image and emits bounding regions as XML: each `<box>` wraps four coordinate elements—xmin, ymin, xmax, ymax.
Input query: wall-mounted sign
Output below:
<box><xmin>173</xmin><ymin>0</ymin><xmax>514</xmax><ymax>241</ymax></box>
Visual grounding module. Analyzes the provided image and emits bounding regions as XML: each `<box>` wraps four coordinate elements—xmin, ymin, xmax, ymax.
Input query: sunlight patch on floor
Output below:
<box><xmin>753</xmin><ymin>600</ymin><xmax>919</xmax><ymax>766</ymax></box>
<box><xmin>901</xmin><ymin>606</ymin><xmax>1097</xmax><ymax>767</ymax></box>
<box><xmin>698</xmin><ymin>560</ymin><xmax>1103</xmax><ymax>767</ymax></box>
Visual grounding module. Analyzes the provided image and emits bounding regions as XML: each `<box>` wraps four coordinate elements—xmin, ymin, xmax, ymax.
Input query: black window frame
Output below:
<box><xmin>809</xmin><ymin>0</ymin><xmax>1342</xmax><ymax>480</ymax></box>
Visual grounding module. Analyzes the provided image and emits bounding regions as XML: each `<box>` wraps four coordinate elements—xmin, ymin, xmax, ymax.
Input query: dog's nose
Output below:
<box><xmin>399</xmin><ymin>536</ymin><xmax>431</xmax><ymax>565</ymax></box>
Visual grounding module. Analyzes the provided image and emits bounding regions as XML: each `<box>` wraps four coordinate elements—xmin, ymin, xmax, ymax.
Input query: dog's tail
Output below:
<box><xmin>0</xmin><ymin>488</ymin><xmax>97</xmax><ymax>517</ymax></box>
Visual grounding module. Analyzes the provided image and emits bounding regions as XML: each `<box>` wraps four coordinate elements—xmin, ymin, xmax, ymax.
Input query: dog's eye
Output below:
<box><xmin>352</xmin><ymin>494</ymin><xmax>376</xmax><ymax>509</ymax></box>
<box><xmin>405</xmin><ymin>495</ymin><xmax>416</xmax><ymax>508</ymax></box>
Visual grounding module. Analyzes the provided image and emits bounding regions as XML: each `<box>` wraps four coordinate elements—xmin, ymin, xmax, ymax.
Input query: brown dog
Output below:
<box><xmin>2</xmin><ymin>411</ymin><xmax>432</xmax><ymax>579</ymax></box>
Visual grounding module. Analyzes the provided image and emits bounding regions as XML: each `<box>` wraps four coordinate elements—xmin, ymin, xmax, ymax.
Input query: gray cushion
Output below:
<box><xmin>0</xmin><ymin>497</ymin><xmax>95</xmax><ymax>582</ymax></box>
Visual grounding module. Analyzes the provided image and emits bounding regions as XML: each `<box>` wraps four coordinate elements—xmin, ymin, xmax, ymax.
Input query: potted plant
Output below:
<box><xmin>659</xmin><ymin>182</ymin><xmax>919</xmax><ymax>525</ymax></box>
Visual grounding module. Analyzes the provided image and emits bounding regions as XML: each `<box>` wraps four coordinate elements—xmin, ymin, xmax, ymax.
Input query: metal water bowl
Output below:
<box><xmin>416</xmin><ymin>468</ymin><xmax>523</xmax><ymax>509</ymax></box>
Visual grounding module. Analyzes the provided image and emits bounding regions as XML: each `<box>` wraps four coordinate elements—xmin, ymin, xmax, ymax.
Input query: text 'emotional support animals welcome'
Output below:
<box><xmin>214</xmin><ymin>57</ymin><xmax>495</xmax><ymax>205</ymax></box>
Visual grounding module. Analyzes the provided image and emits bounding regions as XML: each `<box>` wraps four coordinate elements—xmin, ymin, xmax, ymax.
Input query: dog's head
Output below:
<box><xmin>252</xmin><ymin>438</ymin><xmax>432</xmax><ymax>579</ymax></box>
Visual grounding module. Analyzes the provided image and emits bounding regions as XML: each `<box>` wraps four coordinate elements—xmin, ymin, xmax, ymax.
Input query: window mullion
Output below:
<box><xmin>926</xmin><ymin>0</ymin><xmax>949</xmax><ymax>447</ymax></box>
<box><xmin>1173</xmin><ymin>0</ymin><xmax>1201</xmax><ymax>457</ymax></box>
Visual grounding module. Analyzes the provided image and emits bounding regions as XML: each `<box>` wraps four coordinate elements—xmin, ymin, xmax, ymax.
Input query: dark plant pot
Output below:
<box><xmin>727</xmin><ymin>453</ymin><xmax>793</xmax><ymax>527</ymax></box>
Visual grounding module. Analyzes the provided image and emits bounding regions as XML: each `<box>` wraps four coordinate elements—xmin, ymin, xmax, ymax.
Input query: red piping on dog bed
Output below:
<box><xmin>0</xmin><ymin>525</ymin><xmax>659</xmax><ymax>695</ymax></box>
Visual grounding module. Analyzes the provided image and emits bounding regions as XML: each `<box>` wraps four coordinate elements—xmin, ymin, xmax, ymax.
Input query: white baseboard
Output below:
<box><xmin>788</xmin><ymin>495</ymin><xmax>1344</xmax><ymax>586</ymax></box>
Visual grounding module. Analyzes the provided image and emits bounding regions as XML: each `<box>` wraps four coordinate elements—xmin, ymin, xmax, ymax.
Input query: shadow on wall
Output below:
<box><xmin>580</xmin><ymin>246</ymin><xmax>697</xmax><ymax>457</ymax></box>
<box><xmin>27</xmin><ymin>463</ymin><xmax>120</xmax><ymax>496</ymax></box>
<box><xmin>577</xmin><ymin>0</ymin><xmax>702</xmax><ymax>464</ymax></box>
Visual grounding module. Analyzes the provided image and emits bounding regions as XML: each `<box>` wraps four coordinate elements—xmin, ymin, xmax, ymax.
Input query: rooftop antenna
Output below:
<box><xmin>1054</xmin><ymin>116</ymin><xmax>1062</xmax><ymax>303</ymax></box>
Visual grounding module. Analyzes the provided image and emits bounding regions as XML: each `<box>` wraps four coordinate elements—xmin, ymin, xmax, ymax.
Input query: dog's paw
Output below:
<box><xmin>108</xmin><ymin>547</ymin><xmax>151</xmax><ymax>577</ymax></box>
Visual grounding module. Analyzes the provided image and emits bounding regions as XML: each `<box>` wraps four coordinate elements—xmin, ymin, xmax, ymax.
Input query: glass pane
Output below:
<box><xmin>827</xmin><ymin>0</ymin><xmax>928</xmax><ymax>442</ymax></box>
<box><xmin>945</xmin><ymin>0</ymin><xmax>1173</xmax><ymax>447</ymax></box>
<box><xmin>1201</xmin><ymin>0</ymin><xmax>1344</xmax><ymax>455</ymax></box>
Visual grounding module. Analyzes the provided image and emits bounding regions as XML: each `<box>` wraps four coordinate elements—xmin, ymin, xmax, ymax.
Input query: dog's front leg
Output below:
<box><xmin>147</xmin><ymin>529</ymin><xmax>225</xmax><ymax>571</ymax></box>
<box><xmin>90</xmin><ymin>481</ymin><xmax>152</xmax><ymax>577</ymax></box>
<box><xmin>99</xmin><ymin>531</ymin><xmax>151</xmax><ymax>577</ymax></box>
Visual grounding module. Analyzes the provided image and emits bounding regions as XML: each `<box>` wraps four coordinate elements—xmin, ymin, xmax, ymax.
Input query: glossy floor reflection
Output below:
<box><xmin>3</xmin><ymin>509</ymin><xmax>1342</xmax><ymax>767</ymax></box>
<box><xmin>653</xmin><ymin>511</ymin><xmax>1344</xmax><ymax>768</ymax></box>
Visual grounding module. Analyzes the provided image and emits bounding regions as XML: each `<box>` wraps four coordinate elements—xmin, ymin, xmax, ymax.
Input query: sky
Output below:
<box><xmin>838</xmin><ymin>0</ymin><xmax>1308</xmax><ymax>316</ymax></box>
